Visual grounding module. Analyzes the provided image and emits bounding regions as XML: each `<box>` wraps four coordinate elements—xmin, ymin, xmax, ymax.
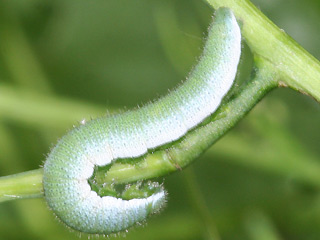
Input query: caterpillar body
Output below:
<box><xmin>43</xmin><ymin>8</ymin><xmax>241</xmax><ymax>234</ymax></box>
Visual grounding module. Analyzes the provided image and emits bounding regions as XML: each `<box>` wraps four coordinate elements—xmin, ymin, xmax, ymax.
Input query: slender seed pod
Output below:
<box><xmin>43</xmin><ymin>8</ymin><xmax>241</xmax><ymax>234</ymax></box>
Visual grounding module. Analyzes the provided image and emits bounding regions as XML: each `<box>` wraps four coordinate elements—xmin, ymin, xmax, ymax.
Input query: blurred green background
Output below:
<box><xmin>0</xmin><ymin>0</ymin><xmax>319</xmax><ymax>239</ymax></box>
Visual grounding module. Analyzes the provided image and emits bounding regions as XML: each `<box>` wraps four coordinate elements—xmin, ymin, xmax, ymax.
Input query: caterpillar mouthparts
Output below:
<box><xmin>43</xmin><ymin>8</ymin><xmax>241</xmax><ymax>235</ymax></box>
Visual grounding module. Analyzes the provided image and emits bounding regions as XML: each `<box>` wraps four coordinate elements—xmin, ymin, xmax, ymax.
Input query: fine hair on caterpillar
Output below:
<box><xmin>43</xmin><ymin>8</ymin><xmax>241</xmax><ymax>235</ymax></box>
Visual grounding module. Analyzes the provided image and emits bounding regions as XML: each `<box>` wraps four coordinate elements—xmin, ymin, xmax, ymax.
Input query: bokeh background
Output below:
<box><xmin>0</xmin><ymin>0</ymin><xmax>320</xmax><ymax>239</ymax></box>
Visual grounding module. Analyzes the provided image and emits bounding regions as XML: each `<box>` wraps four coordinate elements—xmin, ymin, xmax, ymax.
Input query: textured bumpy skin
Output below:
<box><xmin>43</xmin><ymin>8</ymin><xmax>241</xmax><ymax>234</ymax></box>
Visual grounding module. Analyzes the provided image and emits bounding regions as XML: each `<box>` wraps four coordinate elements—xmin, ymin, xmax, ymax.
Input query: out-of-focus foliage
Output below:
<box><xmin>0</xmin><ymin>0</ymin><xmax>319</xmax><ymax>239</ymax></box>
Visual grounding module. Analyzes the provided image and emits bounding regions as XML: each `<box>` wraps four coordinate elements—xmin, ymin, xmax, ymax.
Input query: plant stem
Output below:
<box><xmin>5</xmin><ymin>0</ymin><xmax>320</xmax><ymax>200</ymax></box>
<box><xmin>0</xmin><ymin>169</ymin><xmax>43</xmax><ymax>203</ymax></box>
<box><xmin>0</xmin><ymin>60</ymin><xmax>278</xmax><ymax>200</ymax></box>
<box><xmin>93</xmin><ymin>59</ymin><xmax>278</xmax><ymax>184</ymax></box>
<box><xmin>206</xmin><ymin>0</ymin><xmax>320</xmax><ymax>101</ymax></box>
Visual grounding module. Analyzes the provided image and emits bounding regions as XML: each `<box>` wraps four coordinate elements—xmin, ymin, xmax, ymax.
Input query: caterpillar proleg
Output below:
<box><xmin>43</xmin><ymin>8</ymin><xmax>241</xmax><ymax>234</ymax></box>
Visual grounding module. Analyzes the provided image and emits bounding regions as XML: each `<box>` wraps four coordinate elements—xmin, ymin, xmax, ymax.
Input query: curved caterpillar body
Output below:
<box><xmin>43</xmin><ymin>8</ymin><xmax>241</xmax><ymax>235</ymax></box>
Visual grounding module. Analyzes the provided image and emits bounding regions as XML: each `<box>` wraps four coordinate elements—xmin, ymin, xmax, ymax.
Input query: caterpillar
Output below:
<box><xmin>43</xmin><ymin>8</ymin><xmax>241</xmax><ymax>235</ymax></box>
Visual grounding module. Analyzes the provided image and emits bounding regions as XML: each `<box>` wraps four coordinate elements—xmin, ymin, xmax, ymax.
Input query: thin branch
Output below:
<box><xmin>3</xmin><ymin>0</ymin><xmax>320</xmax><ymax>201</ymax></box>
<box><xmin>0</xmin><ymin>169</ymin><xmax>43</xmax><ymax>203</ymax></box>
<box><xmin>0</xmin><ymin>59</ymin><xmax>278</xmax><ymax>201</ymax></box>
<box><xmin>93</xmin><ymin>58</ymin><xmax>278</xmax><ymax>185</ymax></box>
<box><xmin>205</xmin><ymin>0</ymin><xmax>320</xmax><ymax>101</ymax></box>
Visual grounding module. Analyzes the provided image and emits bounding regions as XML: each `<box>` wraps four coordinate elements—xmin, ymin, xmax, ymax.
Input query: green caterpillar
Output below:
<box><xmin>43</xmin><ymin>8</ymin><xmax>241</xmax><ymax>234</ymax></box>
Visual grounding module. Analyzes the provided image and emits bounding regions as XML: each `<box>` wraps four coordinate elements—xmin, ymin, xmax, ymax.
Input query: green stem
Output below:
<box><xmin>0</xmin><ymin>59</ymin><xmax>278</xmax><ymax>200</ymax></box>
<box><xmin>0</xmin><ymin>169</ymin><xmax>43</xmax><ymax>203</ymax></box>
<box><xmin>206</xmin><ymin>0</ymin><xmax>320</xmax><ymax>101</ymax></box>
<box><xmin>93</xmin><ymin>59</ymin><xmax>278</xmax><ymax>184</ymax></box>
<box><xmin>4</xmin><ymin>0</ymin><xmax>320</xmax><ymax>200</ymax></box>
